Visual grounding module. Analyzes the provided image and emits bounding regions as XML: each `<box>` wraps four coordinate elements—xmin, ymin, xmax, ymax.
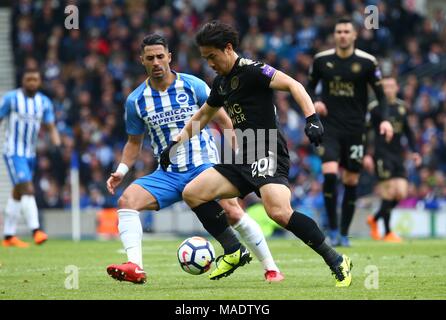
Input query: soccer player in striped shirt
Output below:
<box><xmin>106</xmin><ymin>34</ymin><xmax>283</xmax><ymax>284</ymax></box>
<box><xmin>0</xmin><ymin>68</ymin><xmax>61</xmax><ymax>247</ymax></box>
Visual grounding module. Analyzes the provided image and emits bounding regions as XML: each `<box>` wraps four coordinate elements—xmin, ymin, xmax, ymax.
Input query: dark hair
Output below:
<box><xmin>335</xmin><ymin>17</ymin><xmax>357</xmax><ymax>30</ymax></box>
<box><xmin>140</xmin><ymin>34</ymin><xmax>168</xmax><ymax>52</ymax></box>
<box><xmin>195</xmin><ymin>20</ymin><xmax>239</xmax><ymax>50</ymax></box>
<box><xmin>22</xmin><ymin>67</ymin><xmax>40</xmax><ymax>76</ymax></box>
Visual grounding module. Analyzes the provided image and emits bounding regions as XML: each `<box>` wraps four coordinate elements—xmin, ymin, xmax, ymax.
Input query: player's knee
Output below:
<box><xmin>263</xmin><ymin>203</ymin><xmax>293</xmax><ymax>227</ymax></box>
<box><xmin>223</xmin><ymin>205</ymin><xmax>244</xmax><ymax>225</ymax></box>
<box><xmin>118</xmin><ymin>193</ymin><xmax>139</xmax><ymax>210</ymax></box>
<box><xmin>182</xmin><ymin>185</ymin><xmax>202</xmax><ymax>207</ymax></box>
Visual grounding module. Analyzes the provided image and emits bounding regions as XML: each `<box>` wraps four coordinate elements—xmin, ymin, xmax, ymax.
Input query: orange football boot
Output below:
<box><xmin>34</xmin><ymin>230</ymin><xmax>48</xmax><ymax>245</ymax></box>
<box><xmin>2</xmin><ymin>236</ymin><xmax>30</xmax><ymax>248</ymax></box>
<box><xmin>383</xmin><ymin>232</ymin><xmax>402</xmax><ymax>243</ymax></box>
<box><xmin>367</xmin><ymin>215</ymin><xmax>381</xmax><ymax>240</ymax></box>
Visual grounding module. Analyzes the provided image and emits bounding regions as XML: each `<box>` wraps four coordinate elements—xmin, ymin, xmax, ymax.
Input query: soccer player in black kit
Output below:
<box><xmin>307</xmin><ymin>17</ymin><xmax>393</xmax><ymax>247</ymax></box>
<box><xmin>161</xmin><ymin>21</ymin><xmax>353</xmax><ymax>287</ymax></box>
<box><xmin>363</xmin><ymin>77</ymin><xmax>422</xmax><ymax>242</ymax></box>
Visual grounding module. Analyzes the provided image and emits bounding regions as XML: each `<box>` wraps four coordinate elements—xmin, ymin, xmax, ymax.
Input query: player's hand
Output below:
<box><xmin>160</xmin><ymin>140</ymin><xmax>179</xmax><ymax>171</ymax></box>
<box><xmin>380</xmin><ymin>120</ymin><xmax>394</xmax><ymax>142</ymax></box>
<box><xmin>363</xmin><ymin>154</ymin><xmax>375</xmax><ymax>173</ymax></box>
<box><xmin>412</xmin><ymin>152</ymin><xmax>422</xmax><ymax>167</ymax></box>
<box><xmin>305</xmin><ymin>113</ymin><xmax>324</xmax><ymax>147</ymax></box>
<box><xmin>314</xmin><ymin>101</ymin><xmax>328</xmax><ymax>116</ymax></box>
<box><xmin>107</xmin><ymin>172</ymin><xmax>124</xmax><ymax>195</ymax></box>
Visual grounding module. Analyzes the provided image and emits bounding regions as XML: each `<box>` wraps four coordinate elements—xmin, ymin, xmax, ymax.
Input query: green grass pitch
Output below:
<box><xmin>0</xmin><ymin>238</ymin><xmax>445</xmax><ymax>300</ymax></box>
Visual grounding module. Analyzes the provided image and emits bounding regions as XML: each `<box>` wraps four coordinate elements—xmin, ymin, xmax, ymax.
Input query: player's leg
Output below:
<box><xmin>12</xmin><ymin>157</ymin><xmax>47</xmax><ymax>244</ymax></box>
<box><xmin>219</xmin><ymin>198</ymin><xmax>284</xmax><ymax>282</ymax></box>
<box><xmin>2</xmin><ymin>156</ymin><xmax>34</xmax><ymax>247</ymax></box>
<box><xmin>338</xmin><ymin>133</ymin><xmax>365</xmax><ymax>247</ymax></box>
<box><xmin>183</xmin><ymin>167</ymin><xmax>253</xmax><ymax>280</ymax></box>
<box><xmin>259</xmin><ymin>183</ymin><xmax>352</xmax><ymax>287</ymax></box>
<box><xmin>382</xmin><ymin>178</ymin><xmax>407</xmax><ymax>242</ymax></box>
<box><xmin>339</xmin><ymin>170</ymin><xmax>360</xmax><ymax>246</ymax></box>
<box><xmin>318</xmin><ymin>130</ymin><xmax>342</xmax><ymax>245</ymax></box>
<box><xmin>107</xmin><ymin>182</ymin><xmax>160</xmax><ymax>284</ymax></box>
<box><xmin>322</xmin><ymin>161</ymin><xmax>340</xmax><ymax>245</ymax></box>
<box><xmin>2</xmin><ymin>186</ymin><xmax>28</xmax><ymax>248</ymax></box>
<box><xmin>369</xmin><ymin>179</ymin><xmax>393</xmax><ymax>240</ymax></box>
<box><xmin>368</xmin><ymin>157</ymin><xmax>391</xmax><ymax>240</ymax></box>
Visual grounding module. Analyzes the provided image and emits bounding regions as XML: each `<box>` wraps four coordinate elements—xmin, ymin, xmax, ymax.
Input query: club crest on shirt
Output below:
<box><xmin>351</xmin><ymin>62</ymin><xmax>361</xmax><ymax>73</ymax></box>
<box><xmin>230</xmin><ymin>76</ymin><xmax>239</xmax><ymax>90</ymax></box>
<box><xmin>176</xmin><ymin>92</ymin><xmax>188</xmax><ymax>104</ymax></box>
<box><xmin>398</xmin><ymin>106</ymin><xmax>406</xmax><ymax>115</ymax></box>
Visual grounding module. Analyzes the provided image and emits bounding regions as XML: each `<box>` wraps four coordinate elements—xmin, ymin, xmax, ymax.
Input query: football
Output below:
<box><xmin>177</xmin><ymin>236</ymin><xmax>215</xmax><ymax>275</ymax></box>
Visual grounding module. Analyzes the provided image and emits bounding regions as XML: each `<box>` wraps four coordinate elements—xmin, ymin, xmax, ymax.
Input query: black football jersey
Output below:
<box><xmin>368</xmin><ymin>98</ymin><xmax>417</xmax><ymax>156</ymax></box>
<box><xmin>207</xmin><ymin>57</ymin><xmax>289</xmax><ymax>163</ymax></box>
<box><xmin>308</xmin><ymin>48</ymin><xmax>387</xmax><ymax>132</ymax></box>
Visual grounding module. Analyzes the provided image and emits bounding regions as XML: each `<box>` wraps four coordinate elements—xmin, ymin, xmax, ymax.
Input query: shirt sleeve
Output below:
<box><xmin>403</xmin><ymin>114</ymin><xmax>418</xmax><ymax>152</ymax></box>
<box><xmin>125</xmin><ymin>96</ymin><xmax>145</xmax><ymax>135</ymax></box>
<box><xmin>0</xmin><ymin>92</ymin><xmax>12</xmax><ymax>119</ymax></box>
<box><xmin>190</xmin><ymin>76</ymin><xmax>211</xmax><ymax>106</ymax></box>
<box><xmin>206</xmin><ymin>77</ymin><xmax>224</xmax><ymax>108</ymax></box>
<box><xmin>43</xmin><ymin>96</ymin><xmax>56</xmax><ymax>124</ymax></box>
<box><xmin>247</xmin><ymin>62</ymin><xmax>277</xmax><ymax>89</ymax></box>
<box><xmin>307</xmin><ymin>58</ymin><xmax>322</xmax><ymax>100</ymax></box>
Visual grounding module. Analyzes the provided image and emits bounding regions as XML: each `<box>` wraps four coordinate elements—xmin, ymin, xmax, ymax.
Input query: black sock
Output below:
<box><xmin>32</xmin><ymin>229</ymin><xmax>39</xmax><ymax>236</ymax></box>
<box><xmin>191</xmin><ymin>201</ymin><xmax>240</xmax><ymax>254</ymax></box>
<box><xmin>286</xmin><ymin>211</ymin><xmax>341</xmax><ymax>267</ymax></box>
<box><xmin>340</xmin><ymin>185</ymin><xmax>357</xmax><ymax>236</ymax></box>
<box><xmin>323</xmin><ymin>174</ymin><xmax>338</xmax><ymax>230</ymax></box>
<box><xmin>4</xmin><ymin>235</ymin><xmax>13</xmax><ymax>240</ymax></box>
<box><xmin>380</xmin><ymin>200</ymin><xmax>398</xmax><ymax>234</ymax></box>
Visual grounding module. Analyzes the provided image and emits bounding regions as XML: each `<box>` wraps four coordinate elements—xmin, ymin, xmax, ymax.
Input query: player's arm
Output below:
<box><xmin>106</xmin><ymin>133</ymin><xmax>144</xmax><ymax>195</ymax></box>
<box><xmin>363</xmin><ymin>101</ymin><xmax>379</xmax><ymax>173</ymax></box>
<box><xmin>120</xmin><ymin>134</ymin><xmax>144</xmax><ymax>168</ymax></box>
<box><xmin>211</xmin><ymin>108</ymin><xmax>238</xmax><ymax>152</ymax></box>
<box><xmin>107</xmin><ymin>96</ymin><xmax>145</xmax><ymax>193</ymax></box>
<box><xmin>0</xmin><ymin>92</ymin><xmax>12</xmax><ymax>122</ymax></box>
<box><xmin>176</xmin><ymin>103</ymin><xmax>220</xmax><ymax>144</ymax></box>
<box><xmin>269</xmin><ymin>70</ymin><xmax>324</xmax><ymax>146</ymax></box>
<box><xmin>158</xmin><ymin>103</ymin><xmax>219</xmax><ymax>171</ymax></box>
<box><xmin>368</xmin><ymin>62</ymin><xmax>393</xmax><ymax>142</ymax></box>
<box><xmin>402</xmin><ymin>113</ymin><xmax>422</xmax><ymax>167</ymax></box>
<box><xmin>270</xmin><ymin>70</ymin><xmax>316</xmax><ymax>117</ymax></box>
<box><xmin>43</xmin><ymin>123</ymin><xmax>61</xmax><ymax>147</ymax></box>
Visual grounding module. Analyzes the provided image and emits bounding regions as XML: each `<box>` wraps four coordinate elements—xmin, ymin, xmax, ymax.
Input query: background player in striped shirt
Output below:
<box><xmin>0</xmin><ymin>67</ymin><xmax>61</xmax><ymax>247</ymax></box>
<box><xmin>106</xmin><ymin>34</ymin><xmax>283</xmax><ymax>284</ymax></box>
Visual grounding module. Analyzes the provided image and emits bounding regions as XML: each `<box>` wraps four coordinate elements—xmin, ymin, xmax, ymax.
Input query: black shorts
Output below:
<box><xmin>213</xmin><ymin>153</ymin><xmax>290</xmax><ymax>198</ymax></box>
<box><xmin>317</xmin><ymin>127</ymin><xmax>366</xmax><ymax>173</ymax></box>
<box><xmin>374</xmin><ymin>153</ymin><xmax>406</xmax><ymax>181</ymax></box>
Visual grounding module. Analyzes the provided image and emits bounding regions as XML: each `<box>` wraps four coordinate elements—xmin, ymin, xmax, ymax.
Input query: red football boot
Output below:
<box><xmin>106</xmin><ymin>262</ymin><xmax>147</xmax><ymax>284</ymax></box>
<box><xmin>264</xmin><ymin>270</ymin><xmax>285</xmax><ymax>282</ymax></box>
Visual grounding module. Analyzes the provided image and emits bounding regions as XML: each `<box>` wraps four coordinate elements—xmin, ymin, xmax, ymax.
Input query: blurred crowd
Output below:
<box><xmin>8</xmin><ymin>0</ymin><xmax>446</xmax><ymax>218</ymax></box>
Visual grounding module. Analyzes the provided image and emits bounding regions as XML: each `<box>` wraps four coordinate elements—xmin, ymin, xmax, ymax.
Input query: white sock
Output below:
<box><xmin>118</xmin><ymin>209</ymin><xmax>143</xmax><ymax>269</ymax></box>
<box><xmin>233</xmin><ymin>213</ymin><xmax>280</xmax><ymax>272</ymax></box>
<box><xmin>3</xmin><ymin>197</ymin><xmax>21</xmax><ymax>236</ymax></box>
<box><xmin>21</xmin><ymin>195</ymin><xmax>40</xmax><ymax>230</ymax></box>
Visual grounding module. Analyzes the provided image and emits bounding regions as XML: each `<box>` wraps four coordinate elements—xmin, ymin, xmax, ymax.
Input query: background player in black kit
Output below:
<box><xmin>363</xmin><ymin>77</ymin><xmax>422</xmax><ymax>243</ymax></box>
<box><xmin>161</xmin><ymin>21</ymin><xmax>353</xmax><ymax>287</ymax></box>
<box><xmin>307</xmin><ymin>17</ymin><xmax>394</xmax><ymax>247</ymax></box>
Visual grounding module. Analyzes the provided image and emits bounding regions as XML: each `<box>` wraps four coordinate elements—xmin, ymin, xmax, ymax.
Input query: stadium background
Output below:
<box><xmin>0</xmin><ymin>0</ymin><xmax>445</xmax><ymax>238</ymax></box>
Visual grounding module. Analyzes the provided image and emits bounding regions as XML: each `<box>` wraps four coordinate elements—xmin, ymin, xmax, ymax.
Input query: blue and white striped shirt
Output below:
<box><xmin>125</xmin><ymin>72</ymin><xmax>219</xmax><ymax>173</ymax></box>
<box><xmin>0</xmin><ymin>89</ymin><xmax>55</xmax><ymax>158</ymax></box>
